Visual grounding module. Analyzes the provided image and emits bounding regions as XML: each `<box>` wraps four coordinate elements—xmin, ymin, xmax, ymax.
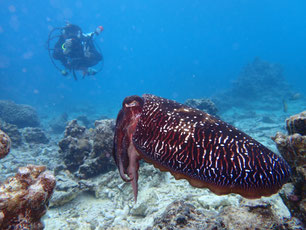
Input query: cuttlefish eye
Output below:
<box><xmin>125</xmin><ymin>100</ymin><xmax>139</xmax><ymax>108</ymax></box>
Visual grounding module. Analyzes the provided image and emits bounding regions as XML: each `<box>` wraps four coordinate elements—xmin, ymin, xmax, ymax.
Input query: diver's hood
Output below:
<box><xmin>62</xmin><ymin>24</ymin><xmax>82</xmax><ymax>38</ymax></box>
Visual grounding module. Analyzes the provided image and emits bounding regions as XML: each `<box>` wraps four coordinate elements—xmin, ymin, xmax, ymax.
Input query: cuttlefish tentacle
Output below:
<box><xmin>127</xmin><ymin>143</ymin><xmax>140</xmax><ymax>202</ymax></box>
<box><xmin>118</xmin><ymin>156</ymin><xmax>132</xmax><ymax>182</ymax></box>
<box><xmin>113</xmin><ymin>110</ymin><xmax>132</xmax><ymax>182</ymax></box>
<box><xmin>112</xmin><ymin>95</ymin><xmax>144</xmax><ymax>201</ymax></box>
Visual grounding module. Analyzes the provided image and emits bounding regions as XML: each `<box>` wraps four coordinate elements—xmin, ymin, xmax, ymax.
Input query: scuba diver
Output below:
<box><xmin>48</xmin><ymin>23</ymin><xmax>104</xmax><ymax>80</ymax></box>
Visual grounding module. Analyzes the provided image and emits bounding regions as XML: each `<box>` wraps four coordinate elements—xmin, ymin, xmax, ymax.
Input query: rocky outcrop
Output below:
<box><xmin>272</xmin><ymin>111</ymin><xmax>305</xmax><ymax>172</ymax></box>
<box><xmin>286</xmin><ymin>111</ymin><xmax>306</xmax><ymax>136</ymax></box>
<box><xmin>148</xmin><ymin>198</ymin><xmax>298</xmax><ymax>230</ymax></box>
<box><xmin>0</xmin><ymin>100</ymin><xmax>40</xmax><ymax>128</ymax></box>
<box><xmin>58</xmin><ymin>119</ymin><xmax>115</xmax><ymax>179</ymax></box>
<box><xmin>149</xmin><ymin>200</ymin><xmax>223</xmax><ymax>230</ymax></box>
<box><xmin>50</xmin><ymin>170</ymin><xmax>81</xmax><ymax>208</ymax></box>
<box><xmin>0</xmin><ymin>121</ymin><xmax>49</xmax><ymax>147</ymax></box>
<box><xmin>0</xmin><ymin>165</ymin><xmax>56</xmax><ymax>230</ymax></box>
<box><xmin>0</xmin><ymin>129</ymin><xmax>10</xmax><ymax>159</ymax></box>
<box><xmin>272</xmin><ymin>111</ymin><xmax>306</xmax><ymax>226</ymax></box>
<box><xmin>213</xmin><ymin>58</ymin><xmax>292</xmax><ymax>111</ymax></box>
<box><xmin>23</xmin><ymin>127</ymin><xmax>49</xmax><ymax>144</ymax></box>
<box><xmin>0</xmin><ymin>120</ymin><xmax>22</xmax><ymax>147</ymax></box>
<box><xmin>185</xmin><ymin>98</ymin><xmax>218</xmax><ymax>116</ymax></box>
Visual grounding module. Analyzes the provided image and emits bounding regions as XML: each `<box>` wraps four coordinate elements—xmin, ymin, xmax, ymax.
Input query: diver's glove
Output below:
<box><xmin>84</xmin><ymin>26</ymin><xmax>104</xmax><ymax>38</ymax></box>
<box><xmin>95</xmin><ymin>26</ymin><xmax>104</xmax><ymax>35</ymax></box>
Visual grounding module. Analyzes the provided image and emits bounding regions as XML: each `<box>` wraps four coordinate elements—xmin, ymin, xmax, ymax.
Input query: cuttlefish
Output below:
<box><xmin>113</xmin><ymin>94</ymin><xmax>290</xmax><ymax>202</ymax></box>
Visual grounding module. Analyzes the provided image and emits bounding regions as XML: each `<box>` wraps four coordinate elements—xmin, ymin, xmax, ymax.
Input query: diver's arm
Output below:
<box><xmin>83</xmin><ymin>26</ymin><xmax>103</xmax><ymax>39</ymax></box>
<box><xmin>83</xmin><ymin>32</ymin><xmax>96</xmax><ymax>39</ymax></box>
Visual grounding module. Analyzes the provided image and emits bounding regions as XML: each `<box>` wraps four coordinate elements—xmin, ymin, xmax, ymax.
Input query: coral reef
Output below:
<box><xmin>213</xmin><ymin>58</ymin><xmax>292</xmax><ymax>111</ymax></box>
<box><xmin>232</xmin><ymin>57</ymin><xmax>289</xmax><ymax>98</ymax></box>
<box><xmin>92</xmin><ymin>119</ymin><xmax>115</xmax><ymax>159</ymax></box>
<box><xmin>148</xmin><ymin>198</ymin><xmax>296</xmax><ymax>230</ymax></box>
<box><xmin>58</xmin><ymin>119</ymin><xmax>115</xmax><ymax>179</ymax></box>
<box><xmin>0</xmin><ymin>165</ymin><xmax>56</xmax><ymax>230</ymax></box>
<box><xmin>0</xmin><ymin>120</ymin><xmax>22</xmax><ymax>147</ymax></box>
<box><xmin>286</xmin><ymin>111</ymin><xmax>306</xmax><ymax>136</ymax></box>
<box><xmin>64</xmin><ymin>119</ymin><xmax>86</xmax><ymax>138</ymax></box>
<box><xmin>272</xmin><ymin>111</ymin><xmax>306</xmax><ymax>226</ymax></box>
<box><xmin>149</xmin><ymin>200</ymin><xmax>224</xmax><ymax>230</ymax></box>
<box><xmin>58</xmin><ymin>120</ymin><xmax>90</xmax><ymax>173</ymax></box>
<box><xmin>272</xmin><ymin>111</ymin><xmax>306</xmax><ymax>171</ymax></box>
<box><xmin>43</xmin><ymin>162</ymin><xmax>301</xmax><ymax>229</ymax></box>
<box><xmin>1</xmin><ymin>121</ymin><xmax>49</xmax><ymax>147</ymax></box>
<box><xmin>0</xmin><ymin>100</ymin><xmax>40</xmax><ymax>128</ymax></box>
<box><xmin>185</xmin><ymin>98</ymin><xmax>218</xmax><ymax>116</ymax></box>
<box><xmin>0</xmin><ymin>129</ymin><xmax>11</xmax><ymax>159</ymax></box>
<box><xmin>50</xmin><ymin>119</ymin><xmax>117</xmax><ymax>206</ymax></box>
<box><xmin>272</xmin><ymin>132</ymin><xmax>305</xmax><ymax>167</ymax></box>
<box><xmin>23</xmin><ymin>127</ymin><xmax>49</xmax><ymax>144</ymax></box>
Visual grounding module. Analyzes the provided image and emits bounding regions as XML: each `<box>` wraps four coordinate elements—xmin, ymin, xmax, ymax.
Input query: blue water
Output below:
<box><xmin>0</xmin><ymin>0</ymin><xmax>306</xmax><ymax>118</ymax></box>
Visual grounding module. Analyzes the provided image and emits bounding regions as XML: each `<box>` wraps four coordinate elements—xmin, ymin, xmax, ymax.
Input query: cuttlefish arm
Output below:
<box><xmin>112</xmin><ymin>95</ymin><xmax>144</xmax><ymax>202</ymax></box>
<box><xmin>127</xmin><ymin>143</ymin><xmax>140</xmax><ymax>202</ymax></box>
<box><xmin>113</xmin><ymin>109</ymin><xmax>131</xmax><ymax>182</ymax></box>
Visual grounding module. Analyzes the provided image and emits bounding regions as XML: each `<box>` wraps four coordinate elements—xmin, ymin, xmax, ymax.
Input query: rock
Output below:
<box><xmin>185</xmin><ymin>98</ymin><xmax>218</xmax><ymax>116</ymax></box>
<box><xmin>50</xmin><ymin>170</ymin><xmax>81</xmax><ymax>208</ymax></box>
<box><xmin>0</xmin><ymin>100</ymin><xmax>40</xmax><ymax>128</ymax></box>
<box><xmin>240</xmin><ymin>196</ymin><xmax>291</xmax><ymax>220</ymax></box>
<box><xmin>149</xmin><ymin>197</ymin><xmax>292</xmax><ymax>230</ymax></box>
<box><xmin>0</xmin><ymin>129</ymin><xmax>11</xmax><ymax>159</ymax></box>
<box><xmin>220</xmin><ymin>205</ymin><xmax>283</xmax><ymax>230</ymax></box>
<box><xmin>59</xmin><ymin>136</ymin><xmax>92</xmax><ymax>172</ymax></box>
<box><xmin>150</xmin><ymin>200</ymin><xmax>224</xmax><ymax>230</ymax></box>
<box><xmin>130</xmin><ymin>191</ymin><xmax>159</xmax><ymax>217</ymax></box>
<box><xmin>92</xmin><ymin>119</ymin><xmax>115</xmax><ymax>159</ymax></box>
<box><xmin>286</xmin><ymin>111</ymin><xmax>306</xmax><ymax>135</ymax></box>
<box><xmin>0</xmin><ymin>165</ymin><xmax>56</xmax><ymax>229</ymax></box>
<box><xmin>233</xmin><ymin>57</ymin><xmax>289</xmax><ymax>98</ymax></box>
<box><xmin>272</xmin><ymin>132</ymin><xmax>305</xmax><ymax>166</ymax></box>
<box><xmin>0</xmin><ymin>120</ymin><xmax>22</xmax><ymax>147</ymax></box>
<box><xmin>64</xmin><ymin>119</ymin><xmax>86</xmax><ymax>138</ymax></box>
<box><xmin>272</xmin><ymin>111</ymin><xmax>306</xmax><ymax>226</ymax></box>
<box><xmin>213</xmin><ymin>58</ymin><xmax>292</xmax><ymax>111</ymax></box>
<box><xmin>197</xmin><ymin>194</ymin><xmax>236</xmax><ymax>210</ymax></box>
<box><xmin>58</xmin><ymin>119</ymin><xmax>115</xmax><ymax>179</ymax></box>
<box><xmin>23</xmin><ymin>127</ymin><xmax>49</xmax><ymax>144</ymax></box>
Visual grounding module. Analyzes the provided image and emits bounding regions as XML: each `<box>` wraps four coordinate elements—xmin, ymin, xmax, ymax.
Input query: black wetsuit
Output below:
<box><xmin>53</xmin><ymin>25</ymin><xmax>102</xmax><ymax>71</ymax></box>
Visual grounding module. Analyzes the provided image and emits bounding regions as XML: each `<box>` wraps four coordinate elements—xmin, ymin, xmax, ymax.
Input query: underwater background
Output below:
<box><xmin>1</xmin><ymin>0</ymin><xmax>306</xmax><ymax>229</ymax></box>
<box><xmin>1</xmin><ymin>0</ymin><xmax>306</xmax><ymax>117</ymax></box>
